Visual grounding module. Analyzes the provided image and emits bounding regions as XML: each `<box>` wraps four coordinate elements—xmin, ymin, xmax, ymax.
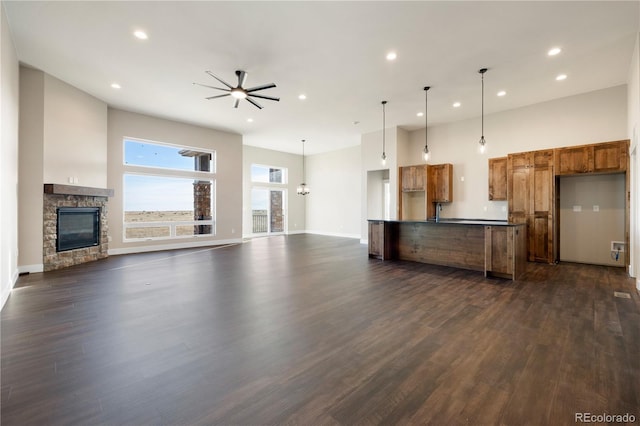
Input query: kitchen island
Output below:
<box><xmin>368</xmin><ymin>219</ymin><xmax>527</xmax><ymax>280</ymax></box>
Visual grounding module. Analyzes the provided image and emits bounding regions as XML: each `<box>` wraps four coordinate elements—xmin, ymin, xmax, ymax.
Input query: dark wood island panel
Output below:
<box><xmin>398</xmin><ymin>222</ymin><xmax>485</xmax><ymax>271</ymax></box>
<box><xmin>368</xmin><ymin>220</ymin><xmax>527</xmax><ymax>280</ymax></box>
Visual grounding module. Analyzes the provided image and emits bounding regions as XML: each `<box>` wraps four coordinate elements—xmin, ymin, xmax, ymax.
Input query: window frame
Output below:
<box><xmin>122</xmin><ymin>137</ymin><xmax>216</xmax><ymax>242</ymax></box>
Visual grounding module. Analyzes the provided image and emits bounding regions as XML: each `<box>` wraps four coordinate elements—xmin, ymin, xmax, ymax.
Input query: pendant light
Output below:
<box><xmin>381</xmin><ymin>100</ymin><xmax>387</xmax><ymax>166</ymax></box>
<box><xmin>423</xmin><ymin>86</ymin><xmax>430</xmax><ymax>161</ymax></box>
<box><xmin>296</xmin><ymin>139</ymin><xmax>310</xmax><ymax>195</ymax></box>
<box><xmin>478</xmin><ymin>68</ymin><xmax>488</xmax><ymax>154</ymax></box>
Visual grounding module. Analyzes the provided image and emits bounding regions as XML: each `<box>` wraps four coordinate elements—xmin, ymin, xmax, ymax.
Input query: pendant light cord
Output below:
<box><xmin>302</xmin><ymin>139</ymin><xmax>305</xmax><ymax>182</ymax></box>
<box><xmin>424</xmin><ymin>86</ymin><xmax>430</xmax><ymax>152</ymax></box>
<box><xmin>481</xmin><ymin>72</ymin><xmax>484</xmax><ymax>138</ymax></box>
<box><xmin>382</xmin><ymin>101</ymin><xmax>387</xmax><ymax>157</ymax></box>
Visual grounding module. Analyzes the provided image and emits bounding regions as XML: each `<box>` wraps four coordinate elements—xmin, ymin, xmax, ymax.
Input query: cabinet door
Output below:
<box><xmin>507</xmin><ymin>152</ymin><xmax>531</xmax><ymax>224</ymax></box>
<box><xmin>488</xmin><ymin>157</ymin><xmax>507</xmax><ymax>200</ymax></box>
<box><xmin>368</xmin><ymin>221</ymin><xmax>384</xmax><ymax>258</ymax></box>
<box><xmin>531</xmin><ymin>150</ymin><xmax>555</xmax><ymax>263</ymax></box>
<box><xmin>593</xmin><ymin>141</ymin><xmax>627</xmax><ymax>173</ymax></box>
<box><xmin>412</xmin><ymin>166</ymin><xmax>425</xmax><ymax>191</ymax></box>
<box><xmin>401</xmin><ymin>167</ymin><xmax>415</xmax><ymax>192</ymax></box>
<box><xmin>430</xmin><ymin>164</ymin><xmax>453</xmax><ymax>202</ymax></box>
<box><xmin>555</xmin><ymin>146</ymin><xmax>593</xmax><ymax>175</ymax></box>
<box><xmin>401</xmin><ymin>165</ymin><xmax>425</xmax><ymax>191</ymax></box>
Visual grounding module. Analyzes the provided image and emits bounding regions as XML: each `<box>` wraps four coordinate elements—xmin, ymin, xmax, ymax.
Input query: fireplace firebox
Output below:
<box><xmin>57</xmin><ymin>207</ymin><xmax>101</xmax><ymax>252</ymax></box>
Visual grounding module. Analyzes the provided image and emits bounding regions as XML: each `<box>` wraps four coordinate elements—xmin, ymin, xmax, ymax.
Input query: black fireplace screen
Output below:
<box><xmin>57</xmin><ymin>207</ymin><xmax>100</xmax><ymax>252</ymax></box>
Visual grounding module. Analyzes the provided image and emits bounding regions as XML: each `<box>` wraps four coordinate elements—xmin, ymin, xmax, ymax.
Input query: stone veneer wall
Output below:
<box><xmin>43</xmin><ymin>194</ymin><xmax>109</xmax><ymax>271</ymax></box>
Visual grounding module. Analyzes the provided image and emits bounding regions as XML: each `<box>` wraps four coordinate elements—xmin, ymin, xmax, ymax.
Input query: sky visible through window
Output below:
<box><xmin>124</xmin><ymin>139</ymin><xmax>213</xmax><ymax>212</ymax></box>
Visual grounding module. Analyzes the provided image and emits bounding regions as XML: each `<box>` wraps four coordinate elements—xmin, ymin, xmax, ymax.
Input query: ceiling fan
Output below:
<box><xmin>194</xmin><ymin>70</ymin><xmax>280</xmax><ymax>109</ymax></box>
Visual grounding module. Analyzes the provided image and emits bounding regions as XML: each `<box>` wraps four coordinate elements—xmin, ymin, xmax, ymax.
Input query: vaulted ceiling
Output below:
<box><xmin>5</xmin><ymin>1</ymin><xmax>639</xmax><ymax>155</ymax></box>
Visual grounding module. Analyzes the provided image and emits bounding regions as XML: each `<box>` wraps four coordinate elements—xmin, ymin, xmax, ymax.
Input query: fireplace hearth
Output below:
<box><xmin>43</xmin><ymin>184</ymin><xmax>113</xmax><ymax>271</ymax></box>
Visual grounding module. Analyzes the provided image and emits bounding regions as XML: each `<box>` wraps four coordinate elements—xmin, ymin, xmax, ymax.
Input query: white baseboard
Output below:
<box><xmin>637</xmin><ymin>278</ymin><xmax>640</xmax><ymax>292</ymax></box>
<box><xmin>1</xmin><ymin>269</ymin><xmax>19</xmax><ymax>311</ymax></box>
<box><xmin>305</xmin><ymin>230</ymin><xmax>361</xmax><ymax>240</ymax></box>
<box><xmin>360</xmin><ymin>239</ymin><xmax>368</xmax><ymax>245</ymax></box>
<box><xmin>286</xmin><ymin>230</ymin><xmax>306</xmax><ymax>235</ymax></box>
<box><xmin>108</xmin><ymin>238</ymin><xmax>243</xmax><ymax>255</ymax></box>
<box><xmin>18</xmin><ymin>264</ymin><xmax>44</xmax><ymax>274</ymax></box>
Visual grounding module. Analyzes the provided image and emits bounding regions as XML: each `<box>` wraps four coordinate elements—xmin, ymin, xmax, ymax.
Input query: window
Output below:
<box><xmin>250</xmin><ymin>164</ymin><xmax>288</xmax><ymax>235</ymax></box>
<box><xmin>123</xmin><ymin>138</ymin><xmax>215</xmax><ymax>241</ymax></box>
<box><xmin>251</xmin><ymin>164</ymin><xmax>287</xmax><ymax>184</ymax></box>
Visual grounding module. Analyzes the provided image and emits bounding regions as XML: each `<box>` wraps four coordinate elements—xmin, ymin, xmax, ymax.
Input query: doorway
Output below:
<box><xmin>251</xmin><ymin>188</ymin><xmax>286</xmax><ymax>235</ymax></box>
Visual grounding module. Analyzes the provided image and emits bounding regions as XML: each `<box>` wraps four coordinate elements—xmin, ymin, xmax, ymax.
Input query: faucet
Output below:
<box><xmin>435</xmin><ymin>203</ymin><xmax>442</xmax><ymax>223</ymax></box>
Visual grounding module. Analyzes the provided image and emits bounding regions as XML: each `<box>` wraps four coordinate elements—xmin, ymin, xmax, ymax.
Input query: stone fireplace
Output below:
<box><xmin>43</xmin><ymin>184</ymin><xmax>113</xmax><ymax>271</ymax></box>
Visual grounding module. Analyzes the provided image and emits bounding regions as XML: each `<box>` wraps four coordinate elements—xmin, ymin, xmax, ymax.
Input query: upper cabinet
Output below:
<box><xmin>400</xmin><ymin>165</ymin><xmax>426</xmax><ymax>192</ymax></box>
<box><xmin>428</xmin><ymin>163</ymin><xmax>453</xmax><ymax>203</ymax></box>
<box><xmin>488</xmin><ymin>157</ymin><xmax>507</xmax><ymax>201</ymax></box>
<box><xmin>593</xmin><ymin>140</ymin><xmax>628</xmax><ymax>173</ymax></box>
<box><xmin>555</xmin><ymin>140</ymin><xmax>628</xmax><ymax>175</ymax></box>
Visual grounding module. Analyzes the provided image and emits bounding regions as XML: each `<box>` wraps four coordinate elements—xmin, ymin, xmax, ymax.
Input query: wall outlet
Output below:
<box><xmin>460</xmin><ymin>176</ymin><xmax>465</xmax><ymax>182</ymax></box>
<box><xmin>502</xmin><ymin>206</ymin><xmax>507</xmax><ymax>212</ymax></box>
<box><xmin>611</xmin><ymin>241</ymin><xmax>625</xmax><ymax>252</ymax></box>
<box><xmin>573</xmin><ymin>205</ymin><xmax>582</xmax><ymax>212</ymax></box>
<box><xmin>593</xmin><ymin>205</ymin><xmax>599</xmax><ymax>212</ymax></box>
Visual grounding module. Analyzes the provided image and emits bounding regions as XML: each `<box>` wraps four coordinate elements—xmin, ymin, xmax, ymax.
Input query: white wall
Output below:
<box><xmin>407</xmin><ymin>85</ymin><xmax>627</xmax><ymax>221</ymax></box>
<box><xmin>107</xmin><ymin>108</ymin><xmax>243</xmax><ymax>254</ymax></box>
<box><xmin>18</xmin><ymin>68</ymin><xmax>108</xmax><ymax>272</ymax></box>
<box><xmin>306</xmin><ymin>145</ymin><xmax>361</xmax><ymax>239</ymax></box>
<box><xmin>1</xmin><ymin>3</ymin><xmax>20</xmax><ymax>309</ymax></box>
<box><xmin>559</xmin><ymin>174</ymin><xmax>626</xmax><ymax>266</ymax></box>
<box><xmin>242</xmin><ymin>145</ymin><xmax>305</xmax><ymax>237</ymax></box>
<box><xmin>627</xmin><ymin>33</ymin><xmax>640</xmax><ymax>286</ymax></box>
<box><xmin>43</xmin><ymin>75</ymin><xmax>107</xmax><ymax>188</ymax></box>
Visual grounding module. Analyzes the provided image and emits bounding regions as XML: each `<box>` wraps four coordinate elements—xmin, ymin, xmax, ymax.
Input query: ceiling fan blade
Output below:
<box><xmin>233</xmin><ymin>99</ymin><xmax>240</xmax><ymax>108</ymax></box>
<box><xmin>248</xmin><ymin>94</ymin><xmax>280</xmax><ymax>102</ymax></box>
<box><xmin>236</xmin><ymin>70</ymin><xmax>247</xmax><ymax>88</ymax></box>
<box><xmin>246</xmin><ymin>83</ymin><xmax>276</xmax><ymax>93</ymax></box>
<box><xmin>246</xmin><ymin>98</ymin><xmax>263</xmax><ymax>109</ymax></box>
<box><xmin>206</xmin><ymin>94</ymin><xmax>231</xmax><ymax>100</ymax></box>
<box><xmin>205</xmin><ymin>71</ymin><xmax>234</xmax><ymax>89</ymax></box>
<box><xmin>193</xmin><ymin>82</ymin><xmax>230</xmax><ymax>92</ymax></box>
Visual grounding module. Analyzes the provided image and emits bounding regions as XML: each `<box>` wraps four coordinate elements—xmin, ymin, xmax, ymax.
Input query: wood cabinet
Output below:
<box><xmin>484</xmin><ymin>224</ymin><xmax>527</xmax><ymax>280</ymax></box>
<box><xmin>428</xmin><ymin>163</ymin><xmax>453</xmax><ymax>202</ymax></box>
<box><xmin>368</xmin><ymin>220</ymin><xmax>384</xmax><ymax>259</ymax></box>
<box><xmin>507</xmin><ymin>149</ymin><xmax>555</xmax><ymax>263</ymax></box>
<box><xmin>555</xmin><ymin>140</ymin><xmax>628</xmax><ymax>175</ymax></box>
<box><xmin>593</xmin><ymin>140</ymin><xmax>628</xmax><ymax>173</ymax></box>
<box><xmin>368</xmin><ymin>220</ymin><xmax>397</xmax><ymax>260</ymax></box>
<box><xmin>400</xmin><ymin>165</ymin><xmax>426</xmax><ymax>192</ymax></box>
<box><xmin>488</xmin><ymin>157</ymin><xmax>507</xmax><ymax>201</ymax></box>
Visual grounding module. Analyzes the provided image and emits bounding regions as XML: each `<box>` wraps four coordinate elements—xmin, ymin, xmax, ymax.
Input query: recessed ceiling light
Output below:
<box><xmin>453</xmin><ymin>102</ymin><xmax>461</xmax><ymax>108</ymax></box>
<box><xmin>386</xmin><ymin>51</ymin><xmax>397</xmax><ymax>61</ymax></box>
<box><xmin>556</xmin><ymin>74</ymin><xmax>567</xmax><ymax>81</ymax></box>
<box><xmin>497</xmin><ymin>90</ymin><xmax>506</xmax><ymax>97</ymax></box>
<box><xmin>247</xmin><ymin>118</ymin><xmax>254</xmax><ymax>123</ymax></box>
<box><xmin>417</xmin><ymin>112</ymin><xmax>424</xmax><ymax>117</ymax></box>
<box><xmin>298</xmin><ymin>94</ymin><xmax>307</xmax><ymax>100</ymax></box>
<box><xmin>548</xmin><ymin>47</ymin><xmax>562</xmax><ymax>56</ymax></box>
<box><xmin>133</xmin><ymin>30</ymin><xmax>148</xmax><ymax>40</ymax></box>
<box><xmin>111</xmin><ymin>83</ymin><xmax>121</xmax><ymax>89</ymax></box>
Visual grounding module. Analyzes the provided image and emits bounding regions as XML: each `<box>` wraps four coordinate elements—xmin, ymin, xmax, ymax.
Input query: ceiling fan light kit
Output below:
<box><xmin>194</xmin><ymin>70</ymin><xmax>279</xmax><ymax>109</ymax></box>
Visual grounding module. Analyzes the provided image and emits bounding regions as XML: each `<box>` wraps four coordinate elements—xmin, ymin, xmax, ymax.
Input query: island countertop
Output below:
<box><xmin>369</xmin><ymin>218</ymin><xmax>515</xmax><ymax>226</ymax></box>
<box><xmin>367</xmin><ymin>219</ymin><xmax>527</xmax><ymax>280</ymax></box>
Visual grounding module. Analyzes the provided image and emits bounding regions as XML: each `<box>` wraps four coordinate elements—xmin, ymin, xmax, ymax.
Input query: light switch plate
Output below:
<box><xmin>573</xmin><ymin>205</ymin><xmax>582</xmax><ymax>212</ymax></box>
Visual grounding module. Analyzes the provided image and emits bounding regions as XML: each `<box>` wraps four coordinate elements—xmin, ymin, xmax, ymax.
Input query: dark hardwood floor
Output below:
<box><xmin>1</xmin><ymin>234</ymin><xmax>639</xmax><ymax>425</ymax></box>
